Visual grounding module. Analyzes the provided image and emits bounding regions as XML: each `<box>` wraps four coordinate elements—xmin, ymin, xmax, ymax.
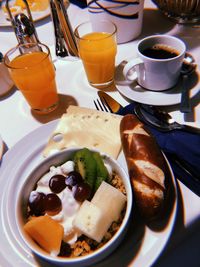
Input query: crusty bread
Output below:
<box><xmin>120</xmin><ymin>114</ymin><xmax>170</xmax><ymax>222</ymax></box>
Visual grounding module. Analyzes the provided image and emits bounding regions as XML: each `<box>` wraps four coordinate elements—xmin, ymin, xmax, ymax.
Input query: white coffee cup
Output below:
<box><xmin>123</xmin><ymin>35</ymin><xmax>186</xmax><ymax>91</ymax></box>
<box><xmin>87</xmin><ymin>0</ymin><xmax>144</xmax><ymax>44</ymax></box>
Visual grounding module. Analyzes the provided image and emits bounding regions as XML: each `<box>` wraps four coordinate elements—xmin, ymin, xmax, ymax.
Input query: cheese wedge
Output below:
<box><xmin>43</xmin><ymin>105</ymin><xmax>122</xmax><ymax>159</ymax></box>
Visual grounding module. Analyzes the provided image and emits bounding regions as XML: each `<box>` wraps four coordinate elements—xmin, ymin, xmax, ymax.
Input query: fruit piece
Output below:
<box><xmin>24</xmin><ymin>215</ymin><xmax>64</xmax><ymax>255</ymax></box>
<box><xmin>65</xmin><ymin>171</ymin><xmax>83</xmax><ymax>189</ymax></box>
<box><xmin>73</xmin><ymin>200</ymin><xmax>112</xmax><ymax>243</ymax></box>
<box><xmin>14</xmin><ymin>0</ymin><xmax>49</xmax><ymax>12</ymax></box>
<box><xmin>28</xmin><ymin>191</ymin><xmax>46</xmax><ymax>216</ymax></box>
<box><xmin>74</xmin><ymin>148</ymin><xmax>97</xmax><ymax>189</ymax></box>
<box><xmin>58</xmin><ymin>241</ymin><xmax>72</xmax><ymax>257</ymax></box>
<box><xmin>45</xmin><ymin>193</ymin><xmax>62</xmax><ymax>215</ymax></box>
<box><xmin>49</xmin><ymin>175</ymin><xmax>66</xmax><ymax>193</ymax></box>
<box><xmin>91</xmin><ymin>181</ymin><xmax>126</xmax><ymax>222</ymax></box>
<box><xmin>93</xmin><ymin>152</ymin><xmax>109</xmax><ymax>191</ymax></box>
<box><xmin>72</xmin><ymin>182</ymin><xmax>91</xmax><ymax>202</ymax></box>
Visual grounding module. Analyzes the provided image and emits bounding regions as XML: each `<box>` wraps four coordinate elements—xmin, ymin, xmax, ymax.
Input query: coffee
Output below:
<box><xmin>142</xmin><ymin>44</ymin><xmax>179</xmax><ymax>59</ymax></box>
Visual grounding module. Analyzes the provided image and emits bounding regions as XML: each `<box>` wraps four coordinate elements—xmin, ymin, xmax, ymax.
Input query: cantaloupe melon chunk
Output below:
<box><xmin>24</xmin><ymin>215</ymin><xmax>64</xmax><ymax>255</ymax></box>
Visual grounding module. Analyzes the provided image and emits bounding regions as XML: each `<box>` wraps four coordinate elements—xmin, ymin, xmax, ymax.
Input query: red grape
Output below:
<box><xmin>72</xmin><ymin>182</ymin><xmax>91</xmax><ymax>202</ymax></box>
<box><xmin>65</xmin><ymin>171</ymin><xmax>83</xmax><ymax>189</ymax></box>
<box><xmin>58</xmin><ymin>241</ymin><xmax>72</xmax><ymax>257</ymax></box>
<box><xmin>28</xmin><ymin>191</ymin><xmax>46</xmax><ymax>216</ymax></box>
<box><xmin>49</xmin><ymin>175</ymin><xmax>66</xmax><ymax>193</ymax></box>
<box><xmin>45</xmin><ymin>193</ymin><xmax>62</xmax><ymax>215</ymax></box>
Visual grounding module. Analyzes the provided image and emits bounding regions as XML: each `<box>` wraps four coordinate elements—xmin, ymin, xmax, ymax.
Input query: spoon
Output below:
<box><xmin>98</xmin><ymin>91</ymin><xmax>200</xmax><ymax>134</ymax></box>
<box><xmin>180</xmin><ymin>53</ymin><xmax>197</xmax><ymax>113</ymax></box>
<box><xmin>134</xmin><ymin>103</ymin><xmax>200</xmax><ymax>134</ymax></box>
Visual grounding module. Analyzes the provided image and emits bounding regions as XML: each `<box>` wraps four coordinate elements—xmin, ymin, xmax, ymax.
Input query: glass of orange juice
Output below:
<box><xmin>4</xmin><ymin>42</ymin><xmax>59</xmax><ymax>114</ymax></box>
<box><xmin>74</xmin><ymin>20</ymin><xmax>117</xmax><ymax>89</ymax></box>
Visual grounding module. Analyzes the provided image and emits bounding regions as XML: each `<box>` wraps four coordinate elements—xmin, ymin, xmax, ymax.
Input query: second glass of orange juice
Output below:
<box><xmin>4</xmin><ymin>42</ymin><xmax>59</xmax><ymax>114</ymax></box>
<box><xmin>74</xmin><ymin>21</ymin><xmax>117</xmax><ymax>89</ymax></box>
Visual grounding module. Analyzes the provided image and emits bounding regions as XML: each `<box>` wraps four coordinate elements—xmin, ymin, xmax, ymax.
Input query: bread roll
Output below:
<box><xmin>120</xmin><ymin>114</ymin><xmax>170</xmax><ymax>222</ymax></box>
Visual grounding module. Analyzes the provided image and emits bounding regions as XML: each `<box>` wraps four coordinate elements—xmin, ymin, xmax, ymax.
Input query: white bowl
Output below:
<box><xmin>16</xmin><ymin>148</ymin><xmax>133</xmax><ymax>266</ymax></box>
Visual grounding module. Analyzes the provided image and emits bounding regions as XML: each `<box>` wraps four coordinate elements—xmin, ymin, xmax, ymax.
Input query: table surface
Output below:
<box><xmin>0</xmin><ymin>0</ymin><xmax>200</xmax><ymax>266</ymax></box>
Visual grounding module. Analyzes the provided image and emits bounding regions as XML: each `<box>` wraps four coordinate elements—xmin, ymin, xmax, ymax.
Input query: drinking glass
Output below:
<box><xmin>74</xmin><ymin>20</ymin><xmax>117</xmax><ymax>89</ymax></box>
<box><xmin>4</xmin><ymin>42</ymin><xmax>59</xmax><ymax>114</ymax></box>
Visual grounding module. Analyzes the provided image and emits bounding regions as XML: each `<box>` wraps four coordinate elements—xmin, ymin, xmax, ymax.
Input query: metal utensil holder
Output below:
<box><xmin>49</xmin><ymin>0</ymin><xmax>79</xmax><ymax>57</ymax></box>
<box><xmin>5</xmin><ymin>0</ymin><xmax>40</xmax><ymax>46</ymax></box>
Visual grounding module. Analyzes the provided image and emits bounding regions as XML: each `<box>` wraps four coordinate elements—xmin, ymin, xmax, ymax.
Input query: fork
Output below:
<box><xmin>93</xmin><ymin>98</ymin><xmax>113</xmax><ymax>113</ymax></box>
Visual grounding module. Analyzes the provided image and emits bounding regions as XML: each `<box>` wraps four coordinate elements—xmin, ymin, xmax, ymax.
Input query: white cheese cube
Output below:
<box><xmin>73</xmin><ymin>200</ymin><xmax>112</xmax><ymax>243</ymax></box>
<box><xmin>91</xmin><ymin>181</ymin><xmax>126</xmax><ymax>221</ymax></box>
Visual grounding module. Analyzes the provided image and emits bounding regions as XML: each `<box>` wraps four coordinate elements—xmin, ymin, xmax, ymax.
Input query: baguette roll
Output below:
<box><xmin>120</xmin><ymin>114</ymin><xmax>170</xmax><ymax>222</ymax></box>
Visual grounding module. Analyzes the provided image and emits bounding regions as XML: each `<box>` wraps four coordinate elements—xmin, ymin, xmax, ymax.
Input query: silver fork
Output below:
<box><xmin>93</xmin><ymin>98</ymin><xmax>113</xmax><ymax>113</ymax></box>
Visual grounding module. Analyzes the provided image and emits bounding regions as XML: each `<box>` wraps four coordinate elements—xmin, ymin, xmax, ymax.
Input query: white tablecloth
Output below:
<box><xmin>0</xmin><ymin>0</ymin><xmax>200</xmax><ymax>266</ymax></box>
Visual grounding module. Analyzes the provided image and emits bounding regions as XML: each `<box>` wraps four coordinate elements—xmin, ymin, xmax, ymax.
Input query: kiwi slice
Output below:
<box><xmin>74</xmin><ymin>148</ymin><xmax>97</xmax><ymax>189</ymax></box>
<box><xmin>93</xmin><ymin>152</ymin><xmax>109</xmax><ymax>191</ymax></box>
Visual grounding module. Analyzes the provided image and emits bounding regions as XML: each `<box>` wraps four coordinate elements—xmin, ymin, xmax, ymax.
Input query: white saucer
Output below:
<box><xmin>115</xmin><ymin>62</ymin><xmax>200</xmax><ymax>106</ymax></box>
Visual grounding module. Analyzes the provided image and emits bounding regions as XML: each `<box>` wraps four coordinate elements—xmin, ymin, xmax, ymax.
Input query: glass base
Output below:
<box><xmin>32</xmin><ymin>101</ymin><xmax>59</xmax><ymax>115</ymax></box>
<box><xmin>162</xmin><ymin>11</ymin><xmax>200</xmax><ymax>24</ymax></box>
<box><xmin>89</xmin><ymin>79</ymin><xmax>114</xmax><ymax>89</ymax></box>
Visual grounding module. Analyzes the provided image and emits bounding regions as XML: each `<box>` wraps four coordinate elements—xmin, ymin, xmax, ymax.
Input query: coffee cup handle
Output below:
<box><xmin>123</xmin><ymin>57</ymin><xmax>143</xmax><ymax>81</ymax></box>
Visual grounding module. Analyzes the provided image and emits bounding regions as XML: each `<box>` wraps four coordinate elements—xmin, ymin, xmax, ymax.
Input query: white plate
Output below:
<box><xmin>0</xmin><ymin>0</ymin><xmax>50</xmax><ymax>27</ymax></box>
<box><xmin>0</xmin><ymin>120</ymin><xmax>177</xmax><ymax>267</ymax></box>
<box><xmin>115</xmin><ymin>66</ymin><xmax>200</xmax><ymax>106</ymax></box>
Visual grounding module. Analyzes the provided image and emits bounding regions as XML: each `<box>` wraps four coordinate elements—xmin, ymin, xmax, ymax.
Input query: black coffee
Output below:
<box><xmin>142</xmin><ymin>44</ymin><xmax>179</xmax><ymax>59</ymax></box>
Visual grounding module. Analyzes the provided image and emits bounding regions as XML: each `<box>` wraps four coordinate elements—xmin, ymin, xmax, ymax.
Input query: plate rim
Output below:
<box><xmin>0</xmin><ymin>1</ymin><xmax>50</xmax><ymax>27</ymax></box>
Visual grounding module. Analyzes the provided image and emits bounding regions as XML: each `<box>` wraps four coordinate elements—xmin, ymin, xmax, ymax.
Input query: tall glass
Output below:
<box><xmin>4</xmin><ymin>42</ymin><xmax>59</xmax><ymax>114</ymax></box>
<box><xmin>74</xmin><ymin>20</ymin><xmax>117</xmax><ymax>89</ymax></box>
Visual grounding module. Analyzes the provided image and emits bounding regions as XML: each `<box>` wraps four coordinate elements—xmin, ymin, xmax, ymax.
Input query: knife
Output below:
<box><xmin>97</xmin><ymin>91</ymin><xmax>124</xmax><ymax>114</ymax></box>
<box><xmin>97</xmin><ymin>91</ymin><xmax>200</xmax><ymax>196</ymax></box>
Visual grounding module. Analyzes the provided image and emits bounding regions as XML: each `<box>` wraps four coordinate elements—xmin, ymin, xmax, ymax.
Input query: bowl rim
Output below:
<box><xmin>15</xmin><ymin>147</ymin><xmax>133</xmax><ymax>264</ymax></box>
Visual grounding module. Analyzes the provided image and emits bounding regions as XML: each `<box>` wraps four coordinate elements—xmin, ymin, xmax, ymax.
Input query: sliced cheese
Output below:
<box><xmin>43</xmin><ymin>105</ymin><xmax>122</xmax><ymax>159</ymax></box>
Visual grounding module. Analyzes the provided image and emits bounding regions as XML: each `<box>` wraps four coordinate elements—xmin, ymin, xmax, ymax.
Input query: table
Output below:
<box><xmin>0</xmin><ymin>0</ymin><xmax>200</xmax><ymax>266</ymax></box>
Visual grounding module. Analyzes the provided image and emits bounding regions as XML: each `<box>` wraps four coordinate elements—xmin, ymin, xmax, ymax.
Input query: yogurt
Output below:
<box><xmin>34</xmin><ymin>160</ymin><xmax>81</xmax><ymax>244</ymax></box>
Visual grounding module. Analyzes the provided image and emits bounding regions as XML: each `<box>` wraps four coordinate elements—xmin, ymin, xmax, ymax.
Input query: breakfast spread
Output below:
<box><xmin>120</xmin><ymin>114</ymin><xmax>171</xmax><ymax>222</ymax></box>
<box><xmin>42</xmin><ymin>106</ymin><xmax>172</xmax><ymax>225</ymax></box>
<box><xmin>43</xmin><ymin>105</ymin><xmax>122</xmax><ymax>159</ymax></box>
<box><xmin>24</xmin><ymin>148</ymin><xmax>127</xmax><ymax>257</ymax></box>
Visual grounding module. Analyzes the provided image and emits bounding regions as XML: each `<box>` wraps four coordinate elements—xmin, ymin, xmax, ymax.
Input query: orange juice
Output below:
<box><xmin>78</xmin><ymin>32</ymin><xmax>117</xmax><ymax>87</ymax></box>
<box><xmin>9</xmin><ymin>51</ymin><xmax>58</xmax><ymax>112</ymax></box>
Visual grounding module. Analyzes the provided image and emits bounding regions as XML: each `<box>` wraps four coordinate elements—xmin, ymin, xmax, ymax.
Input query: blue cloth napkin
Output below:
<box><xmin>69</xmin><ymin>0</ymin><xmax>87</xmax><ymax>8</ymax></box>
<box><xmin>118</xmin><ymin>103</ymin><xmax>200</xmax><ymax>196</ymax></box>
